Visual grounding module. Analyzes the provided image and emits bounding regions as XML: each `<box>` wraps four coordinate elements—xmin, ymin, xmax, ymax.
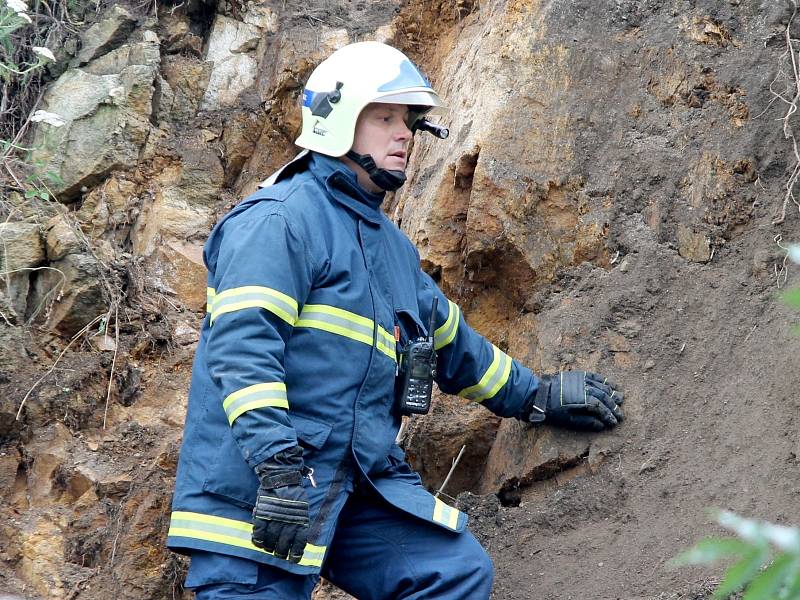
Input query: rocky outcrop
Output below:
<box><xmin>2</xmin><ymin>0</ymin><xmax>798</xmax><ymax>599</ymax></box>
<box><xmin>30</xmin><ymin>29</ymin><xmax>160</xmax><ymax>201</ymax></box>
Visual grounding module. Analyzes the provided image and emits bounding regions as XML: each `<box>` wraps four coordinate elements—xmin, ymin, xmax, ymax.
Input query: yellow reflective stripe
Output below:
<box><xmin>434</xmin><ymin>299</ymin><xmax>460</xmax><ymax>350</ymax></box>
<box><xmin>376</xmin><ymin>326</ymin><xmax>397</xmax><ymax>361</ymax></box>
<box><xmin>168</xmin><ymin>511</ymin><xmax>326</xmax><ymax>567</ymax></box>
<box><xmin>210</xmin><ymin>286</ymin><xmax>298</xmax><ymax>326</ymax></box>
<box><xmin>432</xmin><ymin>497</ymin><xmax>460</xmax><ymax>530</ymax></box>
<box><xmin>300</xmin><ymin>304</ymin><xmax>373</xmax><ymax>327</ymax></box>
<box><xmin>296</xmin><ymin>304</ymin><xmax>373</xmax><ymax>345</ymax></box>
<box><xmin>207</xmin><ymin>287</ymin><xmax>216</xmax><ymax>313</ymax></box>
<box><xmin>458</xmin><ymin>344</ymin><xmax>512</xmax><ymax>402</ymax></box>
<box><xmin>296</xmin><ymin>304</ymin><xmax>396</xmax><ymax>362</ymax></box>
<box><xmin>301</xmin><ymin>543</ymin><xmax>326</xmax><ymax>567</ymax></box>
<box><xmin>223</xmin><ymin>382</ymin><xmax>288</xmax><ymax>424</ymax></box>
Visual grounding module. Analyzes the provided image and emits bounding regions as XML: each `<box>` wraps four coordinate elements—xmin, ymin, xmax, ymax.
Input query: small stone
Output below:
<box><xmin>91</xmin><ymin>335</ymin><xmax>117</xmax><ymax>352</ymax></box>
<box><xmin>45</xmin><ymin>214</ymin><xmax>81</xmax><ymax>261</ymax></box>
<box><xmin>619</xmin><ymin>258</ymin><xmax>630</xmax><ymax>273</ymax></box>
<box><xmin>677</xmin><ymin>225</ymin><xmax>711</xmax><ymax>263</ymax></box>
<box><xmin>0</xmin><ymin>222</ymin><xmax>45</xmax><ymax>271</ymax></box>
<box><xmin>174</xmin><ymin>321</ymin><xmax>200</xmax><ymax>346</ymax></box>
<box><xmin>77</xmin><ymin>5</ymin><xmax>137</xmax><ymax>65</ymax></box>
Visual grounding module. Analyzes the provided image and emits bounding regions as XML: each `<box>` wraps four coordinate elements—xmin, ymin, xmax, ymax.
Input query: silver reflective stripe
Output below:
<box><xmin>211</xmin><ymin>289</ymin><xmax>298</xmax><ymax>325</ymax></box>
<box><xmin>223</xmin><ymin>383</ymin><xmax>288</xmax><ymax>424</ymax></box>
<box><xmin>376</xmin><ymin>326</ymin><xmax>397</xmax><ymax>360</ymax></box>
<box><xmin>432</xmin><ymin>497</ymin><xmax>460</xmax><ymax>530</ymax></box>
<box><xmin>296</xmin><ymin>305</ymin><xmax>374</xmax><ymax>345</ymax></box>
<box><xmin>170</xmin><ymin>517</ymin><xmax>239</xmax><ymax>540</ymax></box>
<box><xmin>295</xmin><ymin>304</ymin><xmax>396</xmax><ymax>362</ymax></box>
<box><xmin>207</xmin><ymin>287</ymin><xmax>216</xmax><ymax>313</ymax></box>
<box><xmin>168</xmin><ymin>511</ymin><xmax>326</xmax><ymax>567</ymax></box>
<box><xmin>434</xmin><ymin>300</ymin><xmax>460</xmax><ymax>350</ymax></box>
<box><xmin>302</xmin><ymin>545</ymin><xmax>325</xmax><ymax>564</ymax></box>
<box><xmin>459</xmin><ymin>345</ymin><xmax>512</xmax><ymax>402</ymax></box>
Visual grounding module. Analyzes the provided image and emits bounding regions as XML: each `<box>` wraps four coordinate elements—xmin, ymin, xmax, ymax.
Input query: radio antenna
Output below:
<box><xmin>428</xmin><ymin>297</ymin><xmax>438</xmax><ymax>343</ymax></box>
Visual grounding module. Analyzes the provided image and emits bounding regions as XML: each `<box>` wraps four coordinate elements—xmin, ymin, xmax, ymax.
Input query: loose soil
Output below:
<box><xmin>1</xmin><ymin>0</ymin><xmax>799</xmax><ymax>599</ymax></box>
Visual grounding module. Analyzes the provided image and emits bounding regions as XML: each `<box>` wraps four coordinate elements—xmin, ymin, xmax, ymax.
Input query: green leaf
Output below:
<box><xmin>715</xmin><ymin>547</ymin><xmax>770</xmax><ymax>599</ymax></box>
<box><xmin>742</xmin><ymin>553</ymin><xmax>796</xmax><ymax>600</ymax></box>
<box><xmin>782</xmin><ymin>288</ymin><xmax>800</xmax><ymax>310</ymax></box>
<box><xmin>38</xmin><ymin>191</ymin><xmax>49</xmax><ymax>201</ymax></box>
<box><xmin>780</xmin><ymin>562</ymin><xmax>800</xmax><ymax>599</ymax></box>
<box><xmin>671</xmin><ymin>537</ymin><xmax>752</xmax><ymax>567</ymax></box>
<box><xmin>44</xmin><ymin>170</ymin><xmax>65</xmax><ymax>186</ymax></box>
<box><xmin>24</xmin><ymin>188</ymin><xmax>37</xmax><ymax>198</ymax></box>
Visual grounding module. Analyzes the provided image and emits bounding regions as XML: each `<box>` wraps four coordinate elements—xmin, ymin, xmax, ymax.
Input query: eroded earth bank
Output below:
<box><xmin>1</xmin><ymin>1</ymin><xmax>799</xmax><ymax>598</ymax></box>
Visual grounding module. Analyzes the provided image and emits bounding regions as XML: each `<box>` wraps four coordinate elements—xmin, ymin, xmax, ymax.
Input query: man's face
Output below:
<box><xmin>350</xmin><ymin>103</ymin><xmax>413</xmax><ymax>172</ymax></box>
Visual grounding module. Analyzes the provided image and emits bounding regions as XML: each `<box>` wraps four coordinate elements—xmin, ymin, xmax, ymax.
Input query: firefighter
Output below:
<box><xmin>167</xmin><ymin>41</ymin><xmax>623</xmax><ymax>599</ymax></box>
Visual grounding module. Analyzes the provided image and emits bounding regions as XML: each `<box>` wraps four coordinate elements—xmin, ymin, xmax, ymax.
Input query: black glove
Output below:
<box><xmin>524</xmin><ymin>371</ymin><xmax>624</xmax><ymax>431</ymax></box>
<box><xmin>251</xmin><ymin>446</ymin><xmax>311</xmax><ymax>563</ymax></box>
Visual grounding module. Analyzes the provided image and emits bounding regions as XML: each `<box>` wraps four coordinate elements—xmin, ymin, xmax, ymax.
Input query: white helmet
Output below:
<box><xmin>295</xmin><ymin>41</ymin><xmax>445</xmax><ymax>157</ymax></box>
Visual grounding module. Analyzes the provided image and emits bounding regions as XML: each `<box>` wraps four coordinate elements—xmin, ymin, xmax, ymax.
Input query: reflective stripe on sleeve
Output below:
<box><xmin>458</xmin><ymin>344</ymin><xmax>512</xmax><ymax>402</ymax></box>
<box><xmin>296</xmin><ymin>304</ymin><xmax>397</xmax><ymax>362</ymax></box>
<box><xmin>207</xmin><ymin>287</ymin><xmax>216</xmax><ymax>313</ymax></box>
<box><xmin>168</xmin><ymin>511</ymin><xmax>326</xmax><ymax>567</ymax></box>
<box><xmin>434</xmin><ymin>299</ymin><xmax>460</xmax><ymax>350</ymax></box>
<box><xmin>432</xmin><ymin>497</ymin><xmax>460</xmax><ymax>530</ymax></box>
<box><xmin>210</xmin><ymin>286</ymin><xmax>299</xmax><ymax>326</ymax></box>
<box><xmin>223</xmin><ymin>382</ymin><xmax>288</xmax><ymax>424</ymax></box>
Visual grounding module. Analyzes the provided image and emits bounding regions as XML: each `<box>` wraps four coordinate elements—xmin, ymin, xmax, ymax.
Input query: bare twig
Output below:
<box><xmin>772</xmin><ymin>2</ymin><xmax>800</xmax><ymax>225</ymax></box>
<box><xmin>436</xmin><ymin>444</ymin><xmax>467</xmax><ymax>498</ymax></box>
<box><xmin>395</xmin><ymin>417</ymin><xmax>408</xmax><ymax>444</ymax></box>
<box><xmin>774</xmin><ymin>233</ymin><xmax>790</xmax><ymax>288</ymax></box>
<box><xmin>102</xmin><ymin>303</ymin><xmax>120</xmax><ymax>429</ymax></box>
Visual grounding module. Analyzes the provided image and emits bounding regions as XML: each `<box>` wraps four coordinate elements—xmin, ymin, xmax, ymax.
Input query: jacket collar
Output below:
<box><xmin>308</xmin><ymin>152</ymin><xmax>387</xmax><ymax>225</ymax></box>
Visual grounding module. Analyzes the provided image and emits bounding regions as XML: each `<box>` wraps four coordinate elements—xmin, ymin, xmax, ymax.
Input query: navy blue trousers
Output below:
<box><xmin>187</xmin><ymin>486</ymin><xmax>493</xmax><ymax>599</ymax></box>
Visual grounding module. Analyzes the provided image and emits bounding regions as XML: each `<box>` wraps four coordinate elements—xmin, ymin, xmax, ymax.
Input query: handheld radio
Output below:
<box><xmin>396</xmin><ymin>298</ymin><xmax>438</xmax><ymax>415</ymax></box>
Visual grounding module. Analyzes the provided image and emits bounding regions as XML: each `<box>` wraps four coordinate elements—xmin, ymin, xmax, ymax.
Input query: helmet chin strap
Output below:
<box><xmin>345</xmin><ymin>150</ymin><xmax>406</xmax><ymax>192</ymax></box>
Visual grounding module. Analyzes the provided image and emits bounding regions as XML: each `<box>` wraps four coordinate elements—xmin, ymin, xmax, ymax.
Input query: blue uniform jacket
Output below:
<box><xmin>167</xmin><ymin>152</ymin><xmax>540</xmax><ymax>574</ymax></box>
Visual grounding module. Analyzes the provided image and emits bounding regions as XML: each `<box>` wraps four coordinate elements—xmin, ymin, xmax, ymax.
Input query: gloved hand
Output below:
<box><xmin>252</xmin><ymin>446</ymin><xmax>311</xmax><ymax>563</ymax></box>
<box><xmin>524</xmin><ymin>371</ymin><xmax>624</xmax><ymax>431</ymax></box>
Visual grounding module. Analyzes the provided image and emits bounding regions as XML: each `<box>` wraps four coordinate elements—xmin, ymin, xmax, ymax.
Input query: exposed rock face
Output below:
<box><xmin>76</xmin><ymin>5</ymin><xmax>138</xmax><ymax>65</ymax></box>
<box><xmin>201</xmin><ymin>15</ymin><xmax>261</xmax><ymax>110</ymax></box>
<box><xmin>30</xmin><ymin>31</ymin><xmax>160</xmax><ymax>200</ymax></box>
<box><xmin>3</xmin><ymin>0</ymin><xmax>800</xmax><ymax>599</ymax></box>
<box><xmin>0</xmin><ymin>222</ymin><xmax>45</xmax><ymax>320</ymax></box>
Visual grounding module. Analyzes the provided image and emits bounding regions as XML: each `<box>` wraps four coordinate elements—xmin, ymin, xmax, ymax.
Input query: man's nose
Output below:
<box><xmin>396</xmin><ymin>120</ymin><xmax>412</xmax><ymax>141</ymax></box>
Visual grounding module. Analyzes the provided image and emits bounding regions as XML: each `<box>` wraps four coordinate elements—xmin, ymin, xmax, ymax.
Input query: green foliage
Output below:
<box><xmin>672</xmin><ymin>511</ymin><xmax>800</xmax><ymax>599</ymax></box>
<box><xmin>0</xmin><ymin>0</ymin><xmax>65</xmax><ymax>211</ymax></box>
<box><xmin>782</xmin><ymin>287</ymin><xmax>800</xmax><ymax>310</ymax></box>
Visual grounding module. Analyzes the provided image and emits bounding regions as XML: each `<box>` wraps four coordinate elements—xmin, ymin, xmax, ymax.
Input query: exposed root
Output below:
<box><xmin>770</xmin><ymin>2</ymin><xmax>800</xmax><ymax>226</ymax></box>
<box><xmin>16</xmin><ymin>313</ymin><xmax>105</xmax><ymax>420</ymax></box>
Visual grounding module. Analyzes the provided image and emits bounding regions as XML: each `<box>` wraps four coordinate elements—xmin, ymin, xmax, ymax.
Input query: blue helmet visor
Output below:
<box><xmin>377</xmin><ymin>59</ymin><xmax>431</xmax><ymax>92</ymax></box>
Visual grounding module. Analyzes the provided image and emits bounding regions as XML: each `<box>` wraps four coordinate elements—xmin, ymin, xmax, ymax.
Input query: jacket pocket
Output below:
<box><xmin>202</xmin><ymin>414</ymin><xmax>333</xmax><ymax>508</ymax></box>
<box><xmin>289</xmin><ymin>412</ymin><xmax>333</xmax><ymax>450</ymax></box>
<box><xmin>202</xmin><ymin>433</ymin><xmax>260</xmax><ymax>509</ymax></box>
<box><xmin>395</xmin><ymin>308</ymin><xmax>426</xmax><ymax>346</ymax></box>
